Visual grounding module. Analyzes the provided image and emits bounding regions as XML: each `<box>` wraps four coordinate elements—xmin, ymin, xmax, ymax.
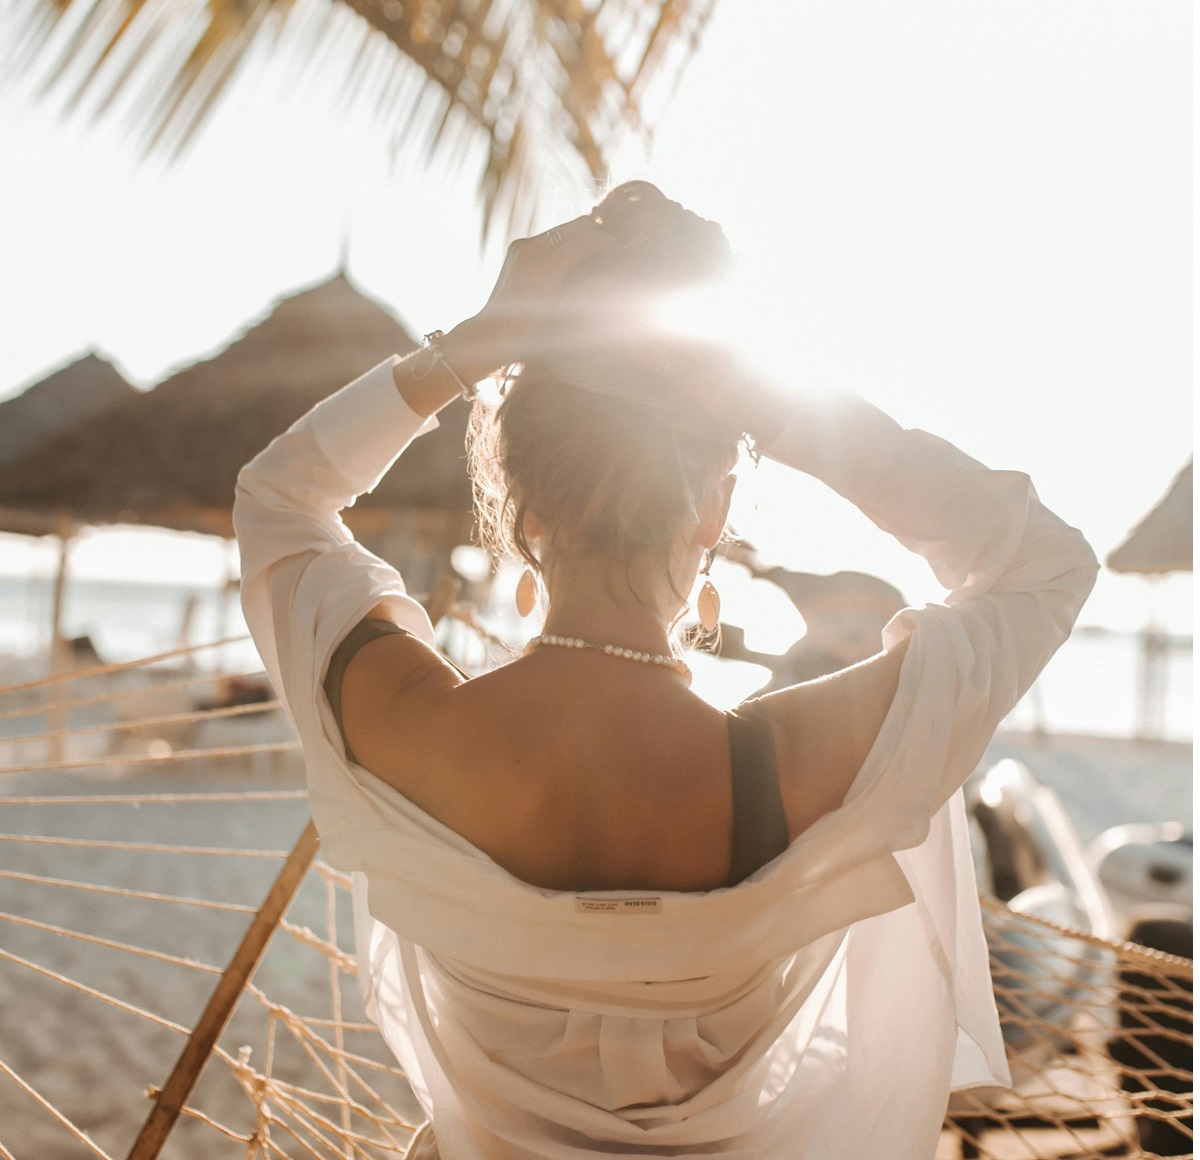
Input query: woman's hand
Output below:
<box><xmin>432</xmin><ymin>212</ymin><xmax>656</xmax><ymax>411</ymax></box>
<box><xmin>432</xmin><ymin>217</ymin><xmax>617</xmax><ymax>398</ymax></box>
<box><xmin>463</xmin><ymin>185</ymin><xmax>730</xmax><ymax>370</ymax></box>
<box><xmin>468</xmin><ymin>215</ymin><xmax>623</xmax><ymax>367</ymax></box>
<box><xmin>438</xmin><ymin>186</ymin><xmax>738</xmax><ymax>412</ymax></box>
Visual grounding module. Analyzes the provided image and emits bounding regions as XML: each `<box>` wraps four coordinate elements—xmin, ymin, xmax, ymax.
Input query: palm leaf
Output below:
<box><xmin>5</xmin><ymin>0</ymin><xmax>717</xmax><ymax>238</ymax></box>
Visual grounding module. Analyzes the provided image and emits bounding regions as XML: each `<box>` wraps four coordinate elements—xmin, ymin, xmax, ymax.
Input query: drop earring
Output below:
<box><xmin>697</xmin><ymin>549</ymin><xmax>721</xmax><ymax>633</ymax></box>
<box><xmin>515</xmin><ymin>566</ymin><xmax>539</xmax><ymax>618</ymax></box>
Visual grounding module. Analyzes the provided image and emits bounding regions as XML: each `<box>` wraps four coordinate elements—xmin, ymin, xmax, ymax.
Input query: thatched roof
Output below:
<box><xmin>0</xmin><ymin>352</ymin><xmax>136</xmax><ymax>468</ymax></box>
<box><xmin>11</xmin><ymin>0</ymin><xmax>715</xmax><ymax>237</ymax></box>
<box><xmin>714</xmin><ymin>568</ymin><xmax>910</xmax><ymax>692</ymax></box>
<box><xmin>0</xmin><ymin>274</ymin><xmax>473</xmax><ymax>538</ymax></box>
<box><xmin>1106</xmin><ymin>461</ymin><xmax>1193</xmax><ymax>576</ymax></box>
<box><xmin>758</xmin><ymin>567</ymin><xmax>906</xmax><ymax>621</ymax></box>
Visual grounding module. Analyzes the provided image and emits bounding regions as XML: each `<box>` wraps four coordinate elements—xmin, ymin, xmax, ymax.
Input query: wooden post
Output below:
<box><xmin>126</xmin><ymin>819</ymin><xmax>320</xmax><ymax>1160</ymax></box>
<box><xmin>1143</xmin><ymin>628</ymin><xmax>1169</xmax><ymax>741</ymax></box>
<box><xmin>218</xmin><ymin>538</ymin><xmax>240</xmax><ymax>673</ymax></box>
<box><xmin>48</xmin><ymin>515</ymin><xmax>74</xmax><ymax>763</ymax></box>
<box><xmin>48</xmin><ymin>516</ymin><xmax>73</xmax><ymax>665</ymax></box>
<box><xmin>175</xmin><ymin>594</ymin><xmax>200</xmax><ymax>672</ymax></box>
<box><xmin>1136</xmin><ymin>581</ymin><xmax>1168</xmax><ymax>742</ymax></box>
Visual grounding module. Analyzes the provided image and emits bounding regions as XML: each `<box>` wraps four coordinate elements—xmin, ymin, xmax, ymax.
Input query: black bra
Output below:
<box><xmin>324</xmin><ymin>619</ymin><xmax>790</xmax><ymax>888</ymax></box>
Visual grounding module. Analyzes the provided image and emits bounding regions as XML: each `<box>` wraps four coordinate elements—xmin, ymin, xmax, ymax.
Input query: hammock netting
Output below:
<box><xmin>0</xmin><ymin>641</ymin><xmax>1191</xmax><ymax>1159</ymax></box>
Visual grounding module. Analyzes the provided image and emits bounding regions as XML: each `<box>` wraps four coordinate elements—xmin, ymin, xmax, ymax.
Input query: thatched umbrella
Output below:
<box><xmin>0</xmin><ymin>351</ymin><xmax>136</xmax><ymax>469</ymax></box>
<box><xmin>753</xmin><ymin>567</ymin><xmax>906</xmax><ymax>667</ymax></box>
<box><xmin>713</xmin><ymin>556</ymin><xmax>909</xmax><ymax>695</ymax></box>
<box><xmin>9</xmin><ymin>0</ymin><xmax>715</xmax><ymax>237</ymax></box>
<box><xmin>0</xmin><ymin>273</ymin><xmax>473</xmax><ymax>541</ymax></box>
<box><xmin>0</xmin><ymin>352</ymin><xmax>137</xmax><ymax>536</ymax></box>
<box><xmin>0</xmin><ymin>353</ymin><xmax>140</xmax><ymax>669</ymax></box>
<box><xmin>0</xmin><ymin>275</ymin><xmax>475</xmax><ymax>669</ymax></box>
<box><xmin>1104</xmin><ymin>460</ymin><xmax>1193</xmax><ymax>740</ymax></box>
<box><xmin>1106</xmin><ymin>461</ymin><xmax>1193</xmax><ymax>576</ymax></box>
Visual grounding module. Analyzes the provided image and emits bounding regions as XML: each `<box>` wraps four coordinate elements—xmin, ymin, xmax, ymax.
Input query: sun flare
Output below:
<box><xmin>650</xmin><ymin>272</ymin><xmax>832</xmax><ymax>400</ymax></box>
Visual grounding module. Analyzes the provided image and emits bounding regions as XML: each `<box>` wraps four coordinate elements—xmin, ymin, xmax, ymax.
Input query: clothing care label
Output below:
<box><xmin>575</xmin><ymin>897</ymin><xmax>663</xmax><ymax>915</ymax></box>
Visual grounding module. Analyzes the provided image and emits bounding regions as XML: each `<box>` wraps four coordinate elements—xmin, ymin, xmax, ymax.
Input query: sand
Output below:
<box><xmin>0</xmin><ymin>709</ymin><xmax>1190</xmax><ymax>1157</ymax></box>
<box><xmin>0</xmin><ymin>714</ymin><xmax>422</xmax><ymax>1160</ymax></box>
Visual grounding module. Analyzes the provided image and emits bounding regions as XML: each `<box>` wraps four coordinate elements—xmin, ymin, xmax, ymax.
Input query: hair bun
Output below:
<box><xmin>540</xmin><ymin>183</ymin><xmax>734</xmax><ymax>434</ymax></box>
<box><xmin>586</xmin><ymin>181</ymin><xmax>733</xmax><ymax>293</ymax></box>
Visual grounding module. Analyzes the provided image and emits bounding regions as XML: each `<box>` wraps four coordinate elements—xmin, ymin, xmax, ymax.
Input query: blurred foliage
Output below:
<box><xmin>5</xmin><ymin>0</ymin><xmax>715</xmax><ymax>238</ymax></box>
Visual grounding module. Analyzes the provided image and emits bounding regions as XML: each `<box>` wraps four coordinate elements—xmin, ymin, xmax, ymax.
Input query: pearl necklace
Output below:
<box><xmin>526</xmin><ymin>633</ymin><xmax>692</xmax><ymax>683</ymax></box>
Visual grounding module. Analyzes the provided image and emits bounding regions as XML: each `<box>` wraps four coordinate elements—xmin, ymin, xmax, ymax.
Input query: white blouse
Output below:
<box><xmin>234</xmin><ymin>357</ymin><xmax>1099</xmax><ymax>1160</ymax></box>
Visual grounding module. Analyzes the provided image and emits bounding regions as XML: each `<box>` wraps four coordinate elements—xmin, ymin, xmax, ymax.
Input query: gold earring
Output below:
<box><xmin>697</xmin><ymin>550</ymin><xmax>720</xmax><ymax>633</ymax></box>
<box><xmin>515</xmin><ymin>566</ymin><xmax>539</xmax><ymax>618</ymax></box>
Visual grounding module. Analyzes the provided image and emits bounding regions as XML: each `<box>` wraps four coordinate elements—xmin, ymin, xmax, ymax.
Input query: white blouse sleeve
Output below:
<box><xmin>759</xmin><ymin>400</ymin><xmax>1099</xmax><ymax>1095</ymax></box>
<box><xmin>232</xmin><ymin>357</ymin><xmax>443</xmax><ymax>770</ymax></box>
<box><xmin>763</xmin><ymin>395</ymin><xmax>1101</xmax><ymax>840</ymax></box>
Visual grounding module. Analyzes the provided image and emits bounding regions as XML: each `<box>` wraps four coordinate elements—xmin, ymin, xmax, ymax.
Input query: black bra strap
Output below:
<box><xmin>725</xmin><ymin>702</ymin><xmax>791</xmax><ymax>886</ymax></box>
<box><xmin>324</xmin><ymin>618</ymin><xmax>468</xmax><ymax>764</ymax></box>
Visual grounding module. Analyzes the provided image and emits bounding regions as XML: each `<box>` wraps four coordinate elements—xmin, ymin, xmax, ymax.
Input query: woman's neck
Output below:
<box><xmin>539</xmin><ymin>558</ymin><xmax>679</xmax><ymax>656</ymax></box>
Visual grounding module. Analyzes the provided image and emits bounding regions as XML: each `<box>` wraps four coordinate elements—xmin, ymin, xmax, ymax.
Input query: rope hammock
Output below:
<box><xmin>0</xmin><ymin>642</ymin><xmax>1191</xmax><ymax>1158</ymax></box>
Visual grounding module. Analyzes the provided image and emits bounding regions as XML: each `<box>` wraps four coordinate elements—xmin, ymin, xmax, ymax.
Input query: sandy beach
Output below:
<box><xmin>0</xmin><ymin>727</ymin><xmax>424</xmax><ymax>1158</ymax></box>
<box><xmin>0</xmin><ymin>717</ymin><xmax>1190</xmax><ymax>1157</ymax></box>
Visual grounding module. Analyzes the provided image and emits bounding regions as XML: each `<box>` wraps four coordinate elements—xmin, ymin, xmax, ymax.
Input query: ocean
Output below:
<box><xmin>0</xmin><ymin>574</ymin><xmax>1191</xmax><ymax>743</ymax></box>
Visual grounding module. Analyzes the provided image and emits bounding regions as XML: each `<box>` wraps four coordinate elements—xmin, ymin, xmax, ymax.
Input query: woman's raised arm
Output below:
<box><xmin>675</xmin><ymin>349</ymin><xmax>1100</xmax><ymax>844</ymax></box>
<box><xmin>231</xmin><ymin>215</ymin><xmax>623</xmax><ymax>752</ymax></box>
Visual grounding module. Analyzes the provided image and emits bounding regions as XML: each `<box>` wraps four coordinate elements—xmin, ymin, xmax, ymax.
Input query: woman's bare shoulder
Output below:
<box><xmin>750</xmin><ymin>638</ymin><xmax>911</xmax><ymax>838</ymax></box>
<box><xmin>336</xmin><ymin>603</ymin><xmax>466</xmax><ymax>777</ymax></box>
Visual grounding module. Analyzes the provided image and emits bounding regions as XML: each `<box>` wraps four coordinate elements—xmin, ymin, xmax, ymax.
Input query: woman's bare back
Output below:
<box><xmin>337</xmin><ymin>609</ymin><xmax>910</xmax><ymax>893</ymax></box>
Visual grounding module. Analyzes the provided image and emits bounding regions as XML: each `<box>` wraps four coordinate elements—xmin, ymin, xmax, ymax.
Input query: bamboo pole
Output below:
<box><xmin>126</xmin><ymin>819</ymin><xmax>320</xmax><ymax>1160</ymax></box>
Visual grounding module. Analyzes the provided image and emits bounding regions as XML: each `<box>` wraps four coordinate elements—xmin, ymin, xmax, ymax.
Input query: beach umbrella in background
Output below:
<box><xmin>1106</xmin><ymin>460</ymin><xmax>1193</xmax><ymax>577</ymax></box>
<box><xmin>0</xmin><ymin>351</ymin><xmax>136</xmax><ymax>470</ymax></box>
<box><xmin>750</xmin><ymin>567</ymin><xmax>907</xmax><ymax>670</ymax></box>
<box><xmin>0</xmin><ymin>274</ymin><xmax>476</xmax><ymax>661</ymax></box>
<box><xmin>1104</xmin><ymin>459</ymin><xmax>1193</xmax><ymax>741</ymax></box>
<box><xmin>0</xmin><ymin>353</ymin><xmax>140</xmax><ymax>667</ymax></box>
<box><xmin>6</xmin><ymin>0</ymin><xmax>715</xmax><ymax>239</ymax></box>
<box><xmin>0</xmin><ymin>273</ymin><xmax>473</xmax><ymax>535</ymax></box>
<box><xmin>0</xmin><ymin>352</ymin><xmax>137</xmax><ymax>533</ymax></box>
<box><xmin>3</xmin><ymin>0</ymin><xmax>718</xmax><ymax>675</ymax></box>
<box><xmin>714</xmin><ymin>542</ymin><xmax>917</xmax><ymax>694</ymax></box>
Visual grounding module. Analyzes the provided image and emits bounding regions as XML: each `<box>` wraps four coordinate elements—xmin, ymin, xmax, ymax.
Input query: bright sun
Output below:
<box><xmin>650</xmin><ymin>271</ymin><xmax>830</xmax><ymax>398</ymax></box>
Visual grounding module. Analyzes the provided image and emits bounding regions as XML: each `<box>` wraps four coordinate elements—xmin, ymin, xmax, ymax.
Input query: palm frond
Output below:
<box><xmin>6</xmin><ymin>0</ymin><xmax>717</xmax><ymax>238</ymax></box>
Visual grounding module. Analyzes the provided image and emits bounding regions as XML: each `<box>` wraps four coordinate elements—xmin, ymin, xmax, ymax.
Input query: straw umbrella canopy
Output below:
<box><xmin>1106</xmin><ymin>461</ymin><xmax>1193</xmax><ymax>576</ymax></box>
<box><xmin>0</xmin><ymin>353</ymin><xmax>137</xmax><ymax>536</ymax></box>
<box><xmin>714</xmin><ymin>567</ymin><xmax>908</xmax><ymax>694</ymax></box>
<box><xmin>9</xmin><ymin>0</ymin><xmax>715</xmax><ymax>238</ymax></box>
<box><xmin>0</xmin><ymin>352</ymin><xmax>136</xmax><ymax>469</ymax></box>
<box><xmin>1104</xmin><ymin>460</ymin><xmax>1192</xmax><ymax>741</ymax></box>
<box><xmin>0</xmin><ymin>274</ymin><xmax>474</xmax><ymax>540</ymax></box>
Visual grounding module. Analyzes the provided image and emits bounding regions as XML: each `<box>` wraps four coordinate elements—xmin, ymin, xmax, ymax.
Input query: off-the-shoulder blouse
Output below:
<box><xmin>234</xmin><ymin>357</ymin><xmax>1098</xmax><ymax>1159</ymax></box>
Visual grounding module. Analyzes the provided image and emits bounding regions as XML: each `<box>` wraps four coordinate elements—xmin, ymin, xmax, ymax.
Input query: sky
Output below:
<box><xmin>0</xmin><ymin>0</ymin><xmax>1192</xmax><ymax>639</ymax></box>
